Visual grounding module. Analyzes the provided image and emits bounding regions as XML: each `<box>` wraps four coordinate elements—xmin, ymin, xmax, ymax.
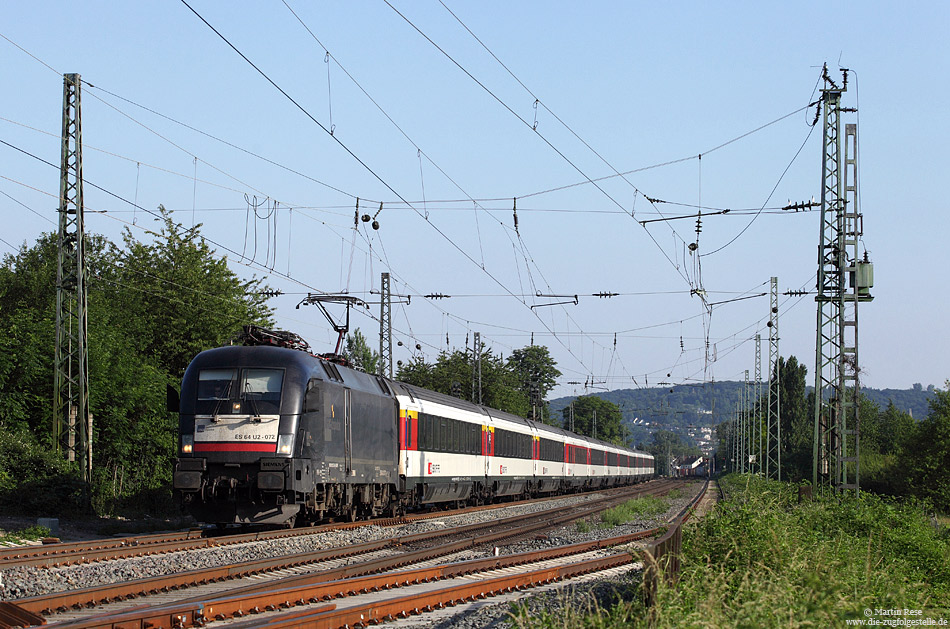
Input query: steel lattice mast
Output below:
<box><xmin>752</xmin><ymin>334</ymin><xmax>765</xmax><ymax>474</ymax></box>
<box><xmin>812</xmin><ymin>65</ymin><xmax>873</xmax><ymax>494</ymax></box>
<box><xmin>53</xmin><ymin>73</ymin><xmax>92</xmax><ymax>491</ymax></box>
<box><xmin>766</xmin><ymin>277</ymin><xmax>781</xmax><ymax>479</ymax></box>
<box><xmin>742</xmin><ymin>370</ymin><xmax>750</xmax><ymax>473</ymax></box>
<box><xmin>379</xmin><ymin>272</ymin><xmax>392</xmax><ymax>378</ymax></box>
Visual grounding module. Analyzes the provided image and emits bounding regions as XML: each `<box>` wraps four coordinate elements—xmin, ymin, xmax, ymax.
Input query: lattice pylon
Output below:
<box><xmin>766</xmin><ymin>277</ymin><xmax>781</xmax><ymax>480</ymax></box>
<box><xmin>53</xmin><ymin>73</ymin><xmax>92</xmax><ymax>489</ymax></box>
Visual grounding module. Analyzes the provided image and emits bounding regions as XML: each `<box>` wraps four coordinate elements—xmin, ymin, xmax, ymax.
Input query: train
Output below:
<box><xmin>171</xmin><ymin>327</ymin><xmax>655</xmax><ymax>526</ymax></box>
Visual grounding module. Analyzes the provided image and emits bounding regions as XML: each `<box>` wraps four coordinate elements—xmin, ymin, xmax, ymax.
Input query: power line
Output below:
<box><xmin>83</xmin><ymin>84</ymin><xmax>360</xmax><ymax>201</ymax></box>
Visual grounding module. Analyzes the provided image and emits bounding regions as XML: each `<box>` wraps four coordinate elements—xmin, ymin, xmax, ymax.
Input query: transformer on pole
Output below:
<box><xmin>379</xmin><ymin>272</ymin><xmax>392</xmax><ymax>378</ymax></box>
<box><xmin>766</xmin><ymin>277</ymin><xmax>781</xmax><ymax>480</ymax></box>
<box><xmin>53</xmin><ymin>73</ymin><xmax>92</xmax><ymax>494</ymax></box>
<box><xmin>812</xmin><ymin>65</ymin><xmax>873</xmax><ymax>495</ymax></box>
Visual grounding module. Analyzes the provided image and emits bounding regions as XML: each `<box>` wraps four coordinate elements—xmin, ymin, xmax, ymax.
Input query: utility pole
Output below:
<box><xmin>766</xmin><ymin>277</ymin><xmax>781</xmax><ymax>480</ymax></box>
<box><xmin>53</xmin><ymin>73</ymin><xmax>92</xmax><ymax>502</ymax></box>
<box><xmin>812</xmin><ymin>65</ymin><xmax>873</xmax><ymax>495</ymax></box>
<box><xmin>592</xmin><ymin>409</ymin><xmax>597</xmax><ymax>439</ymax></box>
<box><xmin>378</xmin><ymin>272</ymin><xmax>392</xmax><ymax>379</ymax></box>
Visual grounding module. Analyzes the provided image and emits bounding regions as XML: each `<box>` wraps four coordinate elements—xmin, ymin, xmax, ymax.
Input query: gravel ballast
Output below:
<box><xmin>0</xmin><ymin>480</ymin><xmax>704</xmax><ymax>625</ymax></box>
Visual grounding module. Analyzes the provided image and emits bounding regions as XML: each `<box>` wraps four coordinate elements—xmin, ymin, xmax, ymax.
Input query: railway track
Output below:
<box><xmin>0</xmin><ymin>482</ymin><xmax>666</xmax><ymax>571</ymax></box>
<box><xmin>0</xmin><ymin>479</ymin><xmax>703</xmax><ymax>629</ymax></box>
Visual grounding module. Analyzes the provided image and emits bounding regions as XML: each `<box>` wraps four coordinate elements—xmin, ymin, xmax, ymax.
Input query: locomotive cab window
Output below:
<box><xmin>242</xmin><ymin>369</ymin><xmax>283</xmax><ymax>414</ymax></box>
<box><xmin>195</xmin><ymin>368</ymin><xmax>283</xmax><ymax>415</ymax></box>
<box><xmin>197</xmin><ymin>369</ymin><xmax>237</xmax><ymax>400</ymax></box>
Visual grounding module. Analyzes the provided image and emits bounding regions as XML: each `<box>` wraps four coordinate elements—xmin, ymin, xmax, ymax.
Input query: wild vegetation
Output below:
<box><xmin>393</xmin><ymin>342</ymin><xmax>563</xmax><ymax>426</ymax></box>
<box><xmin>0</xmin><ymin>210</ymin><xmax>272</xmax><ymax>516</ymax></box>
<box><xmin>512</xmin><ymin>475</ymin><xmax>950</xmax><ymax>628</ymax></box>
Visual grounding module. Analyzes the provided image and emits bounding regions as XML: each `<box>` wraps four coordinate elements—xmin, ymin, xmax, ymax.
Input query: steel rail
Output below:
<box><xmin>0</xmin><ymin>481</ymin><xmax>666</xmax><ymax>569</ymax></box>
<box><xmin>5</xmin><ymin>480</ymin><xmax>685</xmax><ymax>626</ymax></box>
<box><xmin>15</xmin><ymin>480</ymin><xmax>696</xmax><ymax>629</ymax></box>
<box><xmin>35</xmin><ymin>518</ymin><xmax>671</xmax><ymax>628</ymax></box>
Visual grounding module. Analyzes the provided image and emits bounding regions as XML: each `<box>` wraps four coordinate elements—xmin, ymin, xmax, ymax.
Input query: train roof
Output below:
<box><xmin>187</xmin><ymin>345</ymin><xmax>652</xmax><ymax>457</ymax></box>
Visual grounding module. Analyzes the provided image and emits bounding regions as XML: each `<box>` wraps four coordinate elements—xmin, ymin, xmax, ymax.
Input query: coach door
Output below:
<box><xmin>344</xmin><ymin>388</ymin><xmax>353</xmax><ymax>476</ymax></box>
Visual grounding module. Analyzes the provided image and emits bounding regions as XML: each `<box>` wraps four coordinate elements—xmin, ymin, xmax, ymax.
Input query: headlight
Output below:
<box><xmin>181</xmin><ymin>435</ymin><xmax>194</xmax><ymax>454</ymax></box>
<box><xmin>277</xmin><ymin>434</ymin><xmax>294</xmax><ymax>455</ymax></box>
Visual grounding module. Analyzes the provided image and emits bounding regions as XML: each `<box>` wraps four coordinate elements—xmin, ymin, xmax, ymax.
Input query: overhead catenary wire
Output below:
<box><xmin>2</xmin><ymin>22</ymin><xmax>824</xmax><ymax>394</ymax></box>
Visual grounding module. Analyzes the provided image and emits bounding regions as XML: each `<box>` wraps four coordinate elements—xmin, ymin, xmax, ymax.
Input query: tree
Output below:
<box><xmin>396</xmin><ymin>343</ymin><xmax>530</xmax><ymax>417</ymax></box>
<box><xmin>647</xmin><ymin>429</ymin><xmax>701</xmax><ymax>476</ymax></box>
<box><xmin>561</xmin><ymin>396</ymin><xmax>623</xmax><ymax>443</ymax></box>
<box><xmin>343</xmin><ymin>328</ymin><xmax>379</xmax><ymax>374</ymax></box>
<box><xmin>901</xmin><ymin>383</ymin><xmax>950</xmax><ymax>511</ymax></box>
<box><xmin>774</xmin><ymin>356</ymin><xmax>810</xmax><ymax>482</ymax></box>
<box><xmin>112</xmin><ymin>207</ymin><xmax>274</xmax><ymax>378</ymax></box>
<box><xmin>0</xmin><ymin>210</ymin><xmax>278</xmax><ymax>515</ymax></box>
<box><xmin>507</xmin><ymin>345</ymin><xmax>561</xmax><ymax>425</ymax></box>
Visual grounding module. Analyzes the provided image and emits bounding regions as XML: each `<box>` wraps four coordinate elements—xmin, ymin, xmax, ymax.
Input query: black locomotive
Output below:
<box><xmin>172</xmin><ymin>328</ymin><xmax>655</xmax><ymax>526</ymax></box>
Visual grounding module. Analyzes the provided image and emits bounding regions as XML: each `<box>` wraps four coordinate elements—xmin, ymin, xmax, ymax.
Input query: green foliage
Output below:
<box><xmin>343</xmin><ymin>328</ymin><xmax>379</xmax><ymax>374</ymax></box>
<box><xmin>901</xmin><ymin>384</ymin><xmax>950</xmax><ymax>512</ymax></box>
<box><xmin>507</xmin><ymin>345</ymin><xmax>562</xmax><ymax>424</ymax></box>
<box><xmin>647</xmin><ymin>429</ymin><xmax>700</xmax><ymax>475</ymax></box>
<box><xmin>599</xmin><ymin>496</ymin><xmax>668</xmax><ymax>528</ymax></box>
<box><xmin>0</xmin><ymin>426</ymin><xmax>84</xmax><ymax>514</ymax></box>
<box><xmin>0</xmin><ymin>210</ymin><xmax>276</xmax><ymax>517</ymax></box>
<box><xmin>515</xmin><ymin>475</ymin><xmax>950</xmax><ymax>628</ymax></box>
<box><xmin>0</xmin><ymin>525</ymin><xmax>52</xmax><ymax>544</ymax></box>
<box><xmin>395</xmin><ymin>341</ymin><xmax>561</xmax><ymax>421</ymax></box>
<box><xmin>111</xmin><ymin>207</ymin><xmax>274</xmax><ymax>377</ymax></box>
<box><xmin>776</xmin><ymin>356</ymin><xmax>811</xmax><ymax>481</ymax></box>
<box><xmin>562</xmin><ymin>396</ymin><xmax>624</xmax><ymax>443</ymax></box>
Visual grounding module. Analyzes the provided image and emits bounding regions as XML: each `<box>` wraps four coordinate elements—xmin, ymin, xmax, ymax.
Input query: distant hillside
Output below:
<box><xmin>550</xmin><ymin>383</ymin><xmax>938</xmax><ymax>448</ymax></box>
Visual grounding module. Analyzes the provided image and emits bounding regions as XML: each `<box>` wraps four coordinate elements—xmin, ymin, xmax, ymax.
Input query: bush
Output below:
<box><xmin>0</xmin><ymin>427</ymin><xmax>85</xmax><ymax>515</ymax></box>
<box><xmin>515</xmin><ymin>474</ymin><xmax>950</xmax><ymax>628</ymax></box>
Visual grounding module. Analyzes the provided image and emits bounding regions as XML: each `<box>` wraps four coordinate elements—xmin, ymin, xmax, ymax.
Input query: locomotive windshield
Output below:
<box><xmin>195</xmin><ymin>368</ymin><xmax>283</xmax><ymax>415</ymax></box>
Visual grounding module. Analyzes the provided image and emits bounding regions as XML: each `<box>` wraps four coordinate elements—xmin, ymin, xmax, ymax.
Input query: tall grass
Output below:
<box><xmin>513</xmin><ymin>474</ymin><xmax>950</xmax><ymax>628</ymax></box>
<box><xmin>600</xmin><ymin>496</ymin><xmax>668</xmax><ymax>528</ymax></box>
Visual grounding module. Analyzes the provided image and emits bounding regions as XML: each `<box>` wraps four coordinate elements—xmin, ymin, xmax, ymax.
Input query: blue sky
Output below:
<box><xmin>2</xmin><ymin>2</ymin><xmax>947</xmax><ymax>398</ymax></box>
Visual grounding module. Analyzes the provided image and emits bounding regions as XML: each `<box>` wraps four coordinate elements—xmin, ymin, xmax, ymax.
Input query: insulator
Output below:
<box><xmin>415</xmin><ymin>343</ymin><xmax>421</xmax><ymax>350</ymax></box>
<box><xmin>372</xmin><ymin>220</ymin><xmax>379</xmax><ymax>230</ymax></box>
<box><xmin>361</xmin><ymin>214</ymin><xmax>371</xmax><ymax>222</ymax></box>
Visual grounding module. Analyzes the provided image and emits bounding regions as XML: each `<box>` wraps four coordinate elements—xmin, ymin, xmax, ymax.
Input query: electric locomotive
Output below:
<box><xmin>172</xmin><ymin>327</ymin><xmax>655</xmax><ymax>526</ymax></box>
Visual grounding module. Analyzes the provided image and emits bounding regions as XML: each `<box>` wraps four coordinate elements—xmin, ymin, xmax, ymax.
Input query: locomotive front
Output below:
<box><xmin>173</xmin><ymin>345</ymin><xmax>308</xmax><ymax>526</ymax></box>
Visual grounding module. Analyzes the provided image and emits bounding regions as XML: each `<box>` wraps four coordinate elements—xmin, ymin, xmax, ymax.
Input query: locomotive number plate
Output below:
<box><xmin>194</xmin><ymin>415</ymin><xmax>280</xmax><ymax>442</ymax></box>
